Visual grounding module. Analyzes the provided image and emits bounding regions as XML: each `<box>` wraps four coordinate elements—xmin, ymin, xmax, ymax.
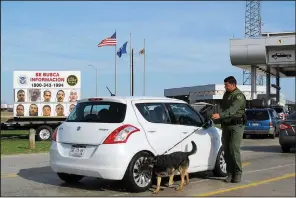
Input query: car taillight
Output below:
<box><xmin>52</xmin><ymin>128</ymin><xmax>58</xmax><ymax>141</ymax></box>
<box><xmin>280</xmin><ymin>123</ymin><xmax>292</xmax><ymax>130</ymax></box>
<box><xmin>270</xmin><ymin>121</ymin><xmax>273</xmax><ymax>127</ymax></box>
<box><xmin>103</xmin><ymin>124</ymin><xmax>140</xmax><ymax>144</ymax></box>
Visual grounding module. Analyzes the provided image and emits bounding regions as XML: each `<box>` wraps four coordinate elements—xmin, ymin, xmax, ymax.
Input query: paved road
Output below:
<box><xmin>1</xmin><ymin>137</ymin><xmax>295</xmax><ymax>197</ymax></box>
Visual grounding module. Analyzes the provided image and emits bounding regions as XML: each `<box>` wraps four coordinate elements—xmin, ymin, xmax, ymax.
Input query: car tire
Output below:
<box><xmin>213</xmin><ymin>147</ymin><xmax>227</xmax><ymax>177</ymax></box>
<box><xmin>36</xmin><ymin>125</ymin><xmax>53</xmax><ymax>141</ymax></box>
<box><xmin>57</xmin><ymin>173</ymin><xmax>84</xmax><ymax>183</ymax></box>
<box><xmin>281</xmin><ymin>145</ymin><xmax>291</xmax><ymax>153</ymax></box>
<box><xmin>270</xmin><ymin>129</ymin><xmax>275</xmax><ymax>139</ymax></box>
<box><xmin>123</xmin><ymin>151</ymin><xmax>153</xmax><ymax>193</ymax></box>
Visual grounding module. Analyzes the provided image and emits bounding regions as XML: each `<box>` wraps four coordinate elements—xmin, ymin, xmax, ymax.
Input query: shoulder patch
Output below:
<box><xmin>236</xmin><ymin>94</ymin><xmax>243</xmax><ymax>100</ymax></box>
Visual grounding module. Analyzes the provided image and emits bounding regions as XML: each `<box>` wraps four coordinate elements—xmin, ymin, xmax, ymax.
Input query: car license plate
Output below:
<box><xmin>69</xmin><ymin>146</ymin><xmax>85</xmax><ymax>157</ymax></box>
<box><xmin>252</xmin><ymin>123</ymin><xmax>259</xmax><ymax>126</ymax></box>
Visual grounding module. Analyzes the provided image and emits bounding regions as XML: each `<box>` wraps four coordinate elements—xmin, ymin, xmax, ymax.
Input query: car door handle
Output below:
<box><xmin>147</xmin><ymin>130</ymin><xmax>156</xmax><ymax>133</ymax></box>
<box><xmin>182</xmin><ymin>132</ymin><xmax>189</xmax><ymax>134</ymax></box>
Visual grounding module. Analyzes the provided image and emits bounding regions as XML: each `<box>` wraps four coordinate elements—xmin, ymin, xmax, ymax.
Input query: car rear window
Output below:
<box><xmin>246</xmin><ymin>110</ymin><xmax>269</xmax><ymax>121</ymax></box>
<box><xmin>66</xmin><ymin>102</ymin><xmax>126</xmax><ymax>123</ymax></box>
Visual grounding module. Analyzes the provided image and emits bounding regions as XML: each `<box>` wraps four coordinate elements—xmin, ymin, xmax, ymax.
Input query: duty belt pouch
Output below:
<box><xmin>230</xmin><ymin>117</ymin><xmax>243</xmax><ymax>125</ymax></box>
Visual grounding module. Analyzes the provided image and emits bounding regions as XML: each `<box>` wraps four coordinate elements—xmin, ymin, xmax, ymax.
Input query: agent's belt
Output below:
<box><xmin>222</xmin><ymin>117</ymin><xmax>245</xmax><ymax>126</ymax></box>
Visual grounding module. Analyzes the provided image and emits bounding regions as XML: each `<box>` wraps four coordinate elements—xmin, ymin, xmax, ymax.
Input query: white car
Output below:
<box><xmin>50</xmin><ymin>96</ymin><xmax>227</xmax><ymax>192</ymax></box>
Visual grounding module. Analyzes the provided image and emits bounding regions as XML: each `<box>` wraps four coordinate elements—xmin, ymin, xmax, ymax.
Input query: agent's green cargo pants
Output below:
<box><xmin>221</xmin><ymin>125</ymin><xmax>244</xmax><ymax>175</ymax></box>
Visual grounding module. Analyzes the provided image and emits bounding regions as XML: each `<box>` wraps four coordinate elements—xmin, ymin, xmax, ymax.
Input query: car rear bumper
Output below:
<box><xmin>49</xmin><ymin>142</ymin><xmax>132</xmax><ymax>180</ymax></box>
<box><xmin>244</xmin><ymin>128</ymin><xmax>274</xmax><ymax>135</ymax></box>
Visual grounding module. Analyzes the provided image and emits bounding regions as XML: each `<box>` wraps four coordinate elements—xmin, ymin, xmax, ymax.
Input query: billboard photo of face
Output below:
<box><xmin>28</xmin><ymin>89</ymin><xmax>41</xmax><ymax>102</ymax></box>
<box><xmin>42</xmin><ymin>104</ymin><xmax>53</xmax><ymax>116</ymax></box>
<box><xmin>29</xmin><ymin>103</ymin><xmax>39</xmax><ymax>116</ymax></box>
<box><xmin>15</xmin><ymin>104</ymin><xmax>25</xmax><ymax>116</ymax></box>
<box><xmin>15</xmin><ymin>89</ymin><xmax>27</xmax><ymax>102</ymax></box>
<box><xmin>55</xmin><ymin>103</ymin><xmax>65</xmax><ymax>116</ymax></box>
<box><xmin>68</xmin><ymin>103</ymin><xmax>76</xmax><ymax>114</ymax></box>
<box><xmin>69</xmin><ymin>89</ymin><xmax>79</xmax><ymax>102</ymax></box>
<box><xmin>42</xmin><ymin>89</ymin><xmax>52</xmax><ymax>102</ymax></box>
<box><xmin>56</xmin><ymin>90</ymin><xmax>65</xmax><ymax>102</ymax></box>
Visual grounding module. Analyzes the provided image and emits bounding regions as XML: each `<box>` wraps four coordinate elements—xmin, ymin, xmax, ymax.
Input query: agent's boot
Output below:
<box><xmin>231</xmin><ymin>174</ymin><xmax>242</xmax><ymax>183</ymax></box>
<box><xmin>224</xmin><ymin>173</ymin><xmax>233</xmax><ymax>183</ymax></box>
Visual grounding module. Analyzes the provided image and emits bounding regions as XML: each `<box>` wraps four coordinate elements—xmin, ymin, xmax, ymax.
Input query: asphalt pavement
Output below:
<box><xmin>1</xmin><ymin>137</ymin><xmax>295</xmax><ymax>197</ymax></box>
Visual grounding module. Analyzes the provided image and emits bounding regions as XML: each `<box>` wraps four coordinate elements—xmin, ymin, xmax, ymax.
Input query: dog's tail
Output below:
<box><xmin>187</xmin><ymin>141</ymin><xmax>197</xmax><ymax>156</ymax></box>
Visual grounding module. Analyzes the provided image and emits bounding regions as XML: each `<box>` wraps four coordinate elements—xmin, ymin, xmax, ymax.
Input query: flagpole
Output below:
<box><xmin>115</xmin><ymin>30</ymin><xmax>117</xmax><ymax>95</ymax></box>
<box><xmin>143</xmin><ymin>39</ymin><xmax>146</xmax><ymax>96</ymax></box>
<box><xmin>130</xmin><ymin>33</ymin><xmax>132</xmax><ymax>96</ymax></box>
<box><xmin>131</xmin><ymin>48</ymin><xmax>134</xmax><ymax>96</ymax></box>
<box><xmin>115</xmin><ymin>44</ymin><xmax>117</xmax><ymax>95</ymax></box>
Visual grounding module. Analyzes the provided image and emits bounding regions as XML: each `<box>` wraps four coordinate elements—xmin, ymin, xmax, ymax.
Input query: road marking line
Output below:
<box><xmin>191</xmin><ymin>179</ymin><xmax>210</xmax><ymax>184</ymax></box>
<box><xmin>112</xmin><ymin>193</ymin><xmax>130</xmax><ymax>196</ymax></box>
<box><xmin>196</xmin><ymin>173</ymin><xmax>296</xmax><ymax>197</ymax></box>
<box><xmin>1</xmin><ymin>173</ymin><xmax>18</xmax><ymax>179</ymax></box>
<box><xmin>242</xmin><ymin>162</ymin><xmax>250</xmax><ymax>167</ymax></box>
<box><xmin>244</xmin><ymin>164</ymin><xmax>295</xmax><ymax>174</ymax></box>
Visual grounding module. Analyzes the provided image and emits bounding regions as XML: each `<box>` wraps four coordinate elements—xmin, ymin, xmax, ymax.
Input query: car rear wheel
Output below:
<box><xmin>213</xmin><ymin>147</ymin><xmax>227</xmax><ymax>177</ymax></box>
<box><xmin>281</xmin><ymin>145</ymin><xmax>291</xmax><ymax>153</ymax></box>
<box><xmin>36</xmin><ymin>125</ymin><xmax>53</xmax><ymax>141</ymax></box>
<box><xmin>123</xmin><ymin>151</ymin><xmax>153</xmax><ymax>192</ymax></box>
<box><xmin>57</xmin><ymin>173</ymin><xmax>84</xmax><ymax>183</ymax></box>
<box><xmin>269</xmin><ymin>129</ymin><xmax>275</xmax><ymax>139</ymax></box>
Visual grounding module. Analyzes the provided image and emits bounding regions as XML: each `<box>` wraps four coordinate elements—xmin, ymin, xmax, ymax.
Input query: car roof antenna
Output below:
<box><xmin>106</xmin><ymin>86</ymin><xmax>115</xmax><ymax>96</ymax></box>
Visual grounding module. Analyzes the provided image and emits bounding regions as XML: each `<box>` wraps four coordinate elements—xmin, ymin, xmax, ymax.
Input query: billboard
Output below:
<box><xmin>13</xmin><ymin>71</ymin><xmax>81</xmax><ymax>117</ymax></box>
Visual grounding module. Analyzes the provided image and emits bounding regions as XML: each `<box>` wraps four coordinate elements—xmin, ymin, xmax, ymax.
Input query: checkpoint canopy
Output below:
<box><xmin>229</xmin><ymin>32</ymin><xmax>296</xmax><ymax>77</ymax></box>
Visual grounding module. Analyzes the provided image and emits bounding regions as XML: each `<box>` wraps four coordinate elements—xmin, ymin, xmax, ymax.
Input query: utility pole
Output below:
<box><xmin>88</xmin><ymin>64</ymin><xmax>98</xmax><ymax>96</ymax></box>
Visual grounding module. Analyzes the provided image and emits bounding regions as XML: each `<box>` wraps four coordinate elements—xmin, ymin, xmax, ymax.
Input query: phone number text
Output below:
<box><xmin>31</xmin><ymin>83</ymin><xmax>64</xmax><ymax>88</ymax></box>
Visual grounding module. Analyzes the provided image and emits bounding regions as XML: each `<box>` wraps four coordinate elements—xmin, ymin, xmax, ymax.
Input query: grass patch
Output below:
<box><xmin>1</xmin><ymin>130</ymin><xmax>28</xmax><ymax>136</ymax></box>
<box><xmin>1</xmin><ymin>139</ymin><xmax>52</xmax><ymax>155</ymax></box>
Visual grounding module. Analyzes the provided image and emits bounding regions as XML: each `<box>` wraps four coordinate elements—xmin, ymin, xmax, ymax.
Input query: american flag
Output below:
<box><xmin>98</xmin><ymin>32</ymin><xmax>117</xmax><ymax>47</ymax></box>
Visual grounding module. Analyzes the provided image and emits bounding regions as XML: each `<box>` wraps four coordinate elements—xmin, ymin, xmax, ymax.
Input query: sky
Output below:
<box><xmin>1</xmin><ymin>1</ymin><xmax>295</xmax><ymax>104</ymax></box>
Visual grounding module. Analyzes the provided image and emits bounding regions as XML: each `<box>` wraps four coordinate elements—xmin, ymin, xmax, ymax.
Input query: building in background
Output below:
<box><xmin>164</xmin><ymin>84</ymin><xmax>288</xmax><ymax>113</ymax></box>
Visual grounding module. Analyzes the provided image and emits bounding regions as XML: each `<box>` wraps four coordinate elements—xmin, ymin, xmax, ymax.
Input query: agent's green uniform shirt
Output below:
<box><xmin>220</xmin><ymin>87</ymin><xmax>246</xmax><ymax>175</ymax></box>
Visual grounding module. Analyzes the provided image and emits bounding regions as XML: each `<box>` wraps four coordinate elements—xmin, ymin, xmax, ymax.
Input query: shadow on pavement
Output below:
<box><xmin>17</xmin><ymin>166</ymin><xmax>128</xmax><ymax>192</ymax></box>
<box><xmin>16</xmin><ymin>166</ymin><xmax>210</xmax><ymax>193</ymax></box>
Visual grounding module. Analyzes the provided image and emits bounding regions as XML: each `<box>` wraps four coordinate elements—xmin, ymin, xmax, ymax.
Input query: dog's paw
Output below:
<box><xmin>175</xmin><ymin>186</ymin><xmax>183</xmax><ymax>191</ymax></box>
<box><xmin>168</xmin><ymin>182</ymin><xmax>174</xmax><ymax>187</ymax></box>
<box><xmin>184</xmin><ymin>181</ymin><xmax>189</xmax><ymax>186</ymax></box>
<box><xmin>152</xmin><ymin>190</ymin><xmax>159</xmax><ymax>194</ymax></box>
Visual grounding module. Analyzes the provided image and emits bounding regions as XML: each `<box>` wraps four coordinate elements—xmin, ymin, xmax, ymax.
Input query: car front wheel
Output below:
<box><xmin>123</xmin><ymin>151</ymin><xmax>153</xmax><ymax>192</ymax></box>
<box><xmin>213</xmin><ymin>147</ymin><xmax>227</xmax><ymax>177</ymax></box>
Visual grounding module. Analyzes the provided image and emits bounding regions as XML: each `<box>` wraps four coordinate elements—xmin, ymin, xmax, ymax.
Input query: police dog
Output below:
<box><xmin>147</xmin><ymin>141</ymin><xmax>197</xmax><ymax>194</ymax></box>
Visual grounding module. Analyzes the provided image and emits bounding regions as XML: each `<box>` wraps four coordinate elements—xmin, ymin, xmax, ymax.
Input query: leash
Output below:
<box><xmin>161</xmin><ymin>104</ymin><xmax>217</xmax><ymax>155</ymax></box>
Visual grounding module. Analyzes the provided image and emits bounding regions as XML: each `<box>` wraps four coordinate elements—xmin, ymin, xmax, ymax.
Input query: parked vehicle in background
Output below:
<box><xmin>270</xmin><ymin>105</ymin><xmax>289</xmax><ymax>120</ymax></box>
<box><xmin>1</xmin><ymin>117</ymin><xmax>65</xmax><ymax>141</ymax></box>
<box><xmin>244</xmin><ymin>108</ymin><xmax>280</xmax><ymax>138</ymax></box>
<box><xmin>279</xmin><ymin>112</ymin><xmax>296</xmax><ymax>153</ymax></box>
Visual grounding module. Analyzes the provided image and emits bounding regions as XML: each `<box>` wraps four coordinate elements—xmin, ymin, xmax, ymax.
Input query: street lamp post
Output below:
<box><xmin>88</xmin><ymin>65</ymin><xmax>98</xmax><ymax>96</ymax></box>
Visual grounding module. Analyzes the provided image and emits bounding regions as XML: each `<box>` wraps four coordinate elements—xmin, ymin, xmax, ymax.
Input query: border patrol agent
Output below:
<box><xmin>212</xmin><ymin>76</ymin><xmax>246</xmax><ymax>183</ymax></box>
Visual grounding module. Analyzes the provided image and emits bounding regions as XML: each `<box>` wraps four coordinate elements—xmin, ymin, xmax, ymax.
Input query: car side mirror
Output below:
<box><xmin>203</xmin><ymin>117</ymin><xmax>213</xmax><ymax>128</ymax></box>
